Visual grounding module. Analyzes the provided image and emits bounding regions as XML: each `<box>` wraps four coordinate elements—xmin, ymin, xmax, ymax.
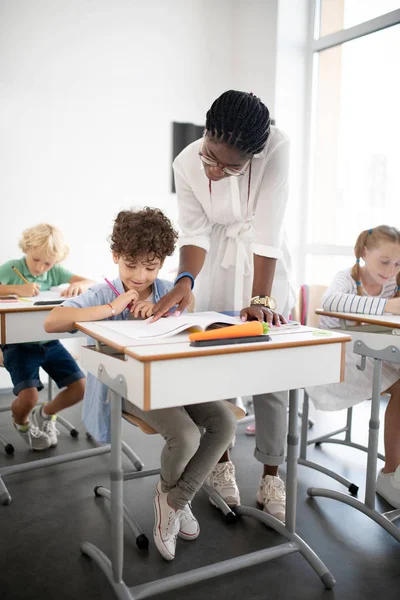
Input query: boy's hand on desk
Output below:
<box><xmin>130</xmin><ymin>300</ymin><xmax>154</xmax><ymax>319</ymax></box>
<box><xmin>18</xmin><ymin>283</ymin><xmax>40</xmax><ymax>297</ymax></box>
<box><xmin>110</xmin><ymin>289</ymin><xmax>139</xmax><ymax>315</ymax></box>
<box><xmin>61</xmin><ymin>283</ymin><xmax>85</xmax><ymax>297</ymax></box>
<box><xmin>240</xmin><ymin>306</ymin><xmax>287</xmax><ymax>326</ymax></box>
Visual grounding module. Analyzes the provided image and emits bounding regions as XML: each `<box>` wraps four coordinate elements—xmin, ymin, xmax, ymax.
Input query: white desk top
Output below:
<box><xmin>76</xmin><ymin>321</ymin><xmax>351</xmax><ymax>363</ymax></box>
<box><xmin>316</xmin><ymin>309</ymin><xmax>400</xmax><ymax>329</ymax></box>
<box><xmin>0</xmin><ymin>291</ymin><xmax>64</xmax><ymax>313</ymax></box>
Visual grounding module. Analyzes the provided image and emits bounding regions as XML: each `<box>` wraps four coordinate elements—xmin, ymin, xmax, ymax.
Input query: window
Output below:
<box><xmin>305</xmin><ymin>2</ymin><xmax>400</xmax><ymax>284</ymax></box>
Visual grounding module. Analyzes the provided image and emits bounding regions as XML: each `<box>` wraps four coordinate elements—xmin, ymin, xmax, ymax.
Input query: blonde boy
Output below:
<box><xmin>0</xmin><ymin>224</ymin><xmax>93</xmax><ymax>450</ymax></box>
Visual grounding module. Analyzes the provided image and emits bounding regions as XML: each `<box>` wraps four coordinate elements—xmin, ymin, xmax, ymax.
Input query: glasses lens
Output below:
<box><xmin>199</xmin><ymin>153</ymin><xmax>217</xmax><ymax>167</ymax></box>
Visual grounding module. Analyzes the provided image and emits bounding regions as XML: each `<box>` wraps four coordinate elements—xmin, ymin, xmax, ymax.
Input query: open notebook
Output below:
<box><xmin>95</xmin><ymin>312</ymin><xmax>240</xmax><ymax>340</ymax></box>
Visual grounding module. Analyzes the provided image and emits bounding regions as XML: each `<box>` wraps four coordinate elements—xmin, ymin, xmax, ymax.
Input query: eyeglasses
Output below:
<box><xmin>198</xmin><ymin>150</ymin><xmax>251</xmax><ymax>177</ymax></box>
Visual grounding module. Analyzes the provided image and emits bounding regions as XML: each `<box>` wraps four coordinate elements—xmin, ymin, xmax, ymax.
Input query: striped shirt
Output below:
<box><xmin>321</xmin><ymin>268</ymin><xmax>397</xmax><ymax>329</ymax></box>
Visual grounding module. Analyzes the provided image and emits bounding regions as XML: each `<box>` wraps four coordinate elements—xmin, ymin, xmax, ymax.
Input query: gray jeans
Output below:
<box><xmin>122</xmin><ymin>399</ymin><xmax>237</xmax><ymax>510</ymax></box>
<box><xmin>253</xmin><ymin>391</ymin><xmax>288</xmax><ymax>466</ymax></box>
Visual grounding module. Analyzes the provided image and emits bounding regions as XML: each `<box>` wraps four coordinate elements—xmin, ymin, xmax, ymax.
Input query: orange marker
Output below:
<box><xmin>189</xmin><ymin>321</ymin><xmax>264</xmax><ymax>342</ymax></box>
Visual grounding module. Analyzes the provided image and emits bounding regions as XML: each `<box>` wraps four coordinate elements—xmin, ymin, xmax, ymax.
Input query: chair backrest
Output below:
<box><xmin>293</xmin><ymin>285</ymin><xmax>328</xmax><ymax>328</ymax></box>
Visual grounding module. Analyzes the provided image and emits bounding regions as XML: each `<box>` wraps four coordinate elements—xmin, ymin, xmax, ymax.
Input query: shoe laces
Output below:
<box><xmin>214</xmin><ymin>463</ymin><xmax>235</xmax><ymax>486</ymax></box>
<box><xmin>42</xmin><ymin>419</ymin><xmax>59</xmax><ymax>436</ymax></box>
<box><xmin>29</xmin><ymin>424</ymin><xmax>46</xmax><ymax>439</ymax></box>
<box><xmin>262</xmin><ymin>478</ymin><xmax>286</xmax><ymax>503</ymax></box>
<box><xmin>165</xmin><ymin>509</ymin><xmax>180</xmax><ymax>538</ymax></box>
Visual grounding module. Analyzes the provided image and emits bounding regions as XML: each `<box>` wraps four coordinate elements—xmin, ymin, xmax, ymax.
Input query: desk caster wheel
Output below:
<box><xmin>70</xmin><ymin>428</ymin><xmax>79</xmax><ymax>438</ymax></box>
<box><xmin>94</xmin><ymin>486</ymin><xmax>103</xmax><ymax>497</ymax></box>
<box><xmin>225</xmin><ymin>511</ymin><xmax>238</xmax><ymax>524</ymax></box>
<box><xmin>5</xmin><ymin>444</ymin><xmax>14</xmax><ymax>455</ymax></box>
<box><xmin>136</xmin><ymin>534</ymin><xmax>149</xmax><ymax>550</ymax></box>
<box><xmin>348</xmin><ymin>483</ymin><xmax>359</xmax><ymax>496</ymax></box>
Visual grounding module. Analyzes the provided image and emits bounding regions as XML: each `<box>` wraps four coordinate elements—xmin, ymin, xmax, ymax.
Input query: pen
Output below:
<box><xmin>12</xmin><ymin>266</ymin><xmax>29</xmax><ymax>284</ymax></box>
<box><xmin>104</xmin><ymin>277</ymin><xmax>133</xmax><ymax>310</ymax></box>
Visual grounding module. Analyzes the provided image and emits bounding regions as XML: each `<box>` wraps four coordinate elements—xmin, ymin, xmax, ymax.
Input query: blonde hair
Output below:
<box><xmin>351</xmin><ymin>225</ymin><xmax>400</xmax><ymax>297</ymax></box>
<box><xmin>19</xmin><ymin>224</ymin><xmax>69</xmax><ymax>263</ymax></box>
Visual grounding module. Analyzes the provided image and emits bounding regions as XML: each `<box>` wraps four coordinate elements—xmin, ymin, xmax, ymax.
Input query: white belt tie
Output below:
<box><xmin>221</xmin><ymin>221</ymin><xmax>254</xmax><ymax>311</ymax></box>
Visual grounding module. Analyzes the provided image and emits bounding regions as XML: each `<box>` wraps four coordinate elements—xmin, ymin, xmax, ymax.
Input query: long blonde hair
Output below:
<box><xmin>351</xmin><ymin>225</ymin><xmax>400</xmax><ymax>297</ymax></box>
<box><xmin>19</xmin><ymin>224</ymin><xmax>69</xmax><ymax>263</ymax></box>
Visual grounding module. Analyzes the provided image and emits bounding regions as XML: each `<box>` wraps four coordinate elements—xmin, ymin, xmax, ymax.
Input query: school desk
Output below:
<box><xmin>307</xmin><ymin>310</ymin><xmax>400</xmax><ymax>542</ymax></box>
<box><xmin>76</xmin><ymin>321</ymin><xmax>350</xmax><ymax>599</ymax></box>
<box><xmin>0</xmin><ymin>295</ymin><xmax>142</xmax><ymax>505</ymax></box>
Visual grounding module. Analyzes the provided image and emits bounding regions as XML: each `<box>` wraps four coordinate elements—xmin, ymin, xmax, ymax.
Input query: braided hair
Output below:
<box><xmin>351</xmin><ymin>225</ymin><xmax>400</xmax><ymax>297</ymax></box>
<box><xmin>205</xmin><ymin>90</ymin><xmax>271</xmax><ymax>155</ymax></box>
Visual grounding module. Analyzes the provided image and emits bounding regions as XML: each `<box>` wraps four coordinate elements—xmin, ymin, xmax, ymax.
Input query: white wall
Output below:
<box><xmin>0</xmin><ymin>0</ymin><xmax>283</xmax><ymax>284</ymax></box>
<box><xmin>0</xmin><ymin>0</ymin><xmax>238</xmax><ymax>281</ymax></box>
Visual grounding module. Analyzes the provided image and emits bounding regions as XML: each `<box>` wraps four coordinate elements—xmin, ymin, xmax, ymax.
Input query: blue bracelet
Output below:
<box><xmin>174</xmin><ymin>271</ymin><xmax>195</xmax><ymax>290</ymax></box>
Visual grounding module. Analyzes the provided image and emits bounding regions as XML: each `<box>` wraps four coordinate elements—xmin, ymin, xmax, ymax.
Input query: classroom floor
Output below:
<box><xmin>0</xmin><ymin>390</ymin><xmax>399</xmax><ymax>600</ymax></box>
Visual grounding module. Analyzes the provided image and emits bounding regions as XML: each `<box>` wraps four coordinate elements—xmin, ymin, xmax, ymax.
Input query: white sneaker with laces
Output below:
<box><xmin>205</xmin><ymin>461</ymin><xmax>241</xmax><ymax>507</ymax></box>
<box><xmin>256</xmin><ymin>475</ymin><xmax>286</xmax><ymax>523</ymax></box>
<box><xmin>13</xmin><ymin>421</ymin><xmax>51</xmax><ymax>451</ymax></box>
<box><xmin>153</xmin><ymin>491</ymin><xmax>180</xmax><ymax>561</ymax></box>
<box><xmin>155</xmin><ymin>480</ymin><xmax>200</xmax><ymax>540</ymax></box>
<box><xmin>376</xmin><ymin>466</ymin><xmax>400</xmax><ymax>509</ymax></box>
<box><xmin>178</xmin><ymin>503</ymin><xmax>200</xmax><ymax>540</ymax></box>
<box><xmin>31</xmin><ymin>406</ymin><xmax>59</xmax><ymax>447</ymax></box>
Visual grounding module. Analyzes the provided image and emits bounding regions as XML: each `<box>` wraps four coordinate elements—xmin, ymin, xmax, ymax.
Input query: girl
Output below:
<box><xmin>45</xmin><ymin>208</ymin><xmax>237</xmax><ymax>561</ymax></box>
<box><xmin>152</xmin><ymin>90</ymin><xmax>296</xmax><ymax>522</ymax></box>
<box><xmin>306</xmin><ymin>225</ymin><xmax>400</xmax><ymax>508</ymax></box>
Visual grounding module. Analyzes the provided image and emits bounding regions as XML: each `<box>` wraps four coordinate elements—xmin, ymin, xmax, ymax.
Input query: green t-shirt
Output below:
<box><xmin>0</xmin><ymin>258</ymin><xmax>73</xmax><ymax>290</ymax></box>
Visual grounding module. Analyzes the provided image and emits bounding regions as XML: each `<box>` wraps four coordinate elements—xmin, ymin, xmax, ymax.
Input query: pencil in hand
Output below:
<box><xmin>12</xmin><ymin>265</ymin><xmax>29</xmax><ymax>284</ymax></box>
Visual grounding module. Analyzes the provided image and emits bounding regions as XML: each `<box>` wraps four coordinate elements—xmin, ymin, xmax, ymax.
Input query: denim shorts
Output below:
<box><xmin>2</xmin><ymin>340</ymin><xmax>85</xmax><ymax>396</ymax></box>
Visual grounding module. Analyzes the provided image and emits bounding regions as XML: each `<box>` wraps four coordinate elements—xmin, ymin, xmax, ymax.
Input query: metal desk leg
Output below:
<box><xmin>308</xmin><ymin>345</ymin><xmax>400</xmax><ymax>543</ymax></box>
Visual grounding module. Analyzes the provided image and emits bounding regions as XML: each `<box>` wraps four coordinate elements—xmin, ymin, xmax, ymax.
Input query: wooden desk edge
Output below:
<box><xmin>315</xmin><ymin>309</ymin><xmax>400</xmax><ymax>329</ymax></box>
<box><xmin>75</xmin><ymin>323</ymin><xmax>351</xmax><ymax>363</ymax></box>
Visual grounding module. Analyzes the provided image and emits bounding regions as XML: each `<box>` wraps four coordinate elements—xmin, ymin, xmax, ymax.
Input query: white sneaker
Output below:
<box><xmin>31</xmin><ymin>406</ymin><xmax>59</xmax><ymax>447</ymax></box>
<box><xmin>205</xmin><ymin>461</ymin><xmax>241</xmax><ymax>507</ymax></box>
<box><xmin>13</xmin><ymin>421</ymin><xmax>51</xmax><ymax>451</ymax></box>
<box><xmin>155</xmin><ymin>480</ymin><xmax>200</xmax><ymax>541</ymax></box>
<box><xmin>153</xmin><ymin>491</ymin><xmax>180</xmax><ymax>561</ymax></box>
<box><xmin>256</xmin><ymin>475</ymin><xmax>286</xmax><ymax>522</ymax></box>
<box><xmin>376</xmin><ymin>467</ymin><xmax>400</xmax><ymax>509</ymax></box>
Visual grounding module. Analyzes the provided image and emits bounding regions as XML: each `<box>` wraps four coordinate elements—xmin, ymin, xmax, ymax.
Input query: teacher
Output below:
<box><xmin>153</xmin><ymin>90</ymin><xmax>295</xmax><ymax>522</ymax></box>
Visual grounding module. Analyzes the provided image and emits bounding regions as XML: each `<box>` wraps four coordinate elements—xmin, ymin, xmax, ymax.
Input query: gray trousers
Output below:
<box><xmin>123</xmin><ymin>399</ymin><xmax>237</xmax><ymax>510</ymax></box>
<box><xmin>249</xmin><ymin>392</ymin><xmax>288</xmax><ymax>466</ymax></box>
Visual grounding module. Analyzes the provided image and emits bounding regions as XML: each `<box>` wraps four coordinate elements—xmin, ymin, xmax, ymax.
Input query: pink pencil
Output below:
<box><xmin>104</xmin><ymin>277</ymin><xmax>134</xmax><ymax>310</ymax></box>
<box><xmin>104</xmin><ymin>277</ymin><xmax>120</xmax><ymax>297</ymax></box>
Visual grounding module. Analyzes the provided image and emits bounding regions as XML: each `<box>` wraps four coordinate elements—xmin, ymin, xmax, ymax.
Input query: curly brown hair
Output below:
<box><xmin>110</xmin><ymin>207</ymin><xmax>178</xmax><ymax>262</ymax></box>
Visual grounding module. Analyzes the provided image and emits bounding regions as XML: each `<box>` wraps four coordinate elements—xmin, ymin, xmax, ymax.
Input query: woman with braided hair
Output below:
<box><xmin>153</xmin><ymin>90</ymin><xmax>295</xmax><ymax>521</ymax></box>
<box><xmin>307</xmin><ymin>225</ymin><xmax>400</xmax><ymax>508</ymax></box>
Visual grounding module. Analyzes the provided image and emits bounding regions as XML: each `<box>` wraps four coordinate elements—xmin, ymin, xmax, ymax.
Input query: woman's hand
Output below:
<box><xmin>151</xmin><ymin>280</ymin><xmax>192</xmax><ymax>322</ymax></box>
<box><xmin>109</xmin><ymin>289</ymin><xmax>140</xmax><ymax>316</ymax></box>
<box><xmin>240</xmin><ymin>305</ymin><xmax>287</xmax><ymax>326</ymax></box>
<box><xmin>130</xmin><ymin>300</ymin><xmax>155</xmax><ymax>319</ymax></box>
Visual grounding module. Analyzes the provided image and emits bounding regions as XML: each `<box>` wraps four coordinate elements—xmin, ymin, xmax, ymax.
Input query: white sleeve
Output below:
<box><xmin>174</xmin><ymin>160</ymin><xmax>212</xmax><ymax>252</ymax></box>
<box><xmin>251</xmin><ymin>139</ymin><xmax>290</xmax><ymax>260</ymax></box>
<box><xmin>322</xmin><ymin>271</ymin><xmax>387</xmax><ymax>315</ymax></box>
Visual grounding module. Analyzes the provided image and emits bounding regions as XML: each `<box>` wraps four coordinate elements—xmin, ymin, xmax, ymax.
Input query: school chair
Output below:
<box><xmin>0</xmin><ymin>348</ymin><xmax>79</xmax><ymax>455</ymax></box>
<box><xmin>297</xmin><ymin>284</ymin><xmax>385</xmax><ymax>496</ymax></box>
<box><xmin>92</xmin><ymin>401</ymin><xmax>247</xmax><ymax>549</ymax></box>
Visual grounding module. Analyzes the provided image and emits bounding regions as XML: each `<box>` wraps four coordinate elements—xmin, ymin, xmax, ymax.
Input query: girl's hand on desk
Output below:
<box><xmin>110</xmin><ymin>289</ymin><xmax>140</xmax><ymax>315</ymax></box>
<box><xmin>386</xmin><ymin>298</ymin><xmax>400</xmax><ymax>315</ymax></box>
<box><xmin>18</xmin><ymin>283</ymin><xmax>40</xmax><ymax>297</ymax></box>
<box><xmin>240</xmin><ymin>306</ymin><xmax>287</xmax><ymax>326</ymax></box>
<box><xmin>130</xmin><ymin>301</ymin><xmax>154</xmax><ymax>319</ymax></box>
